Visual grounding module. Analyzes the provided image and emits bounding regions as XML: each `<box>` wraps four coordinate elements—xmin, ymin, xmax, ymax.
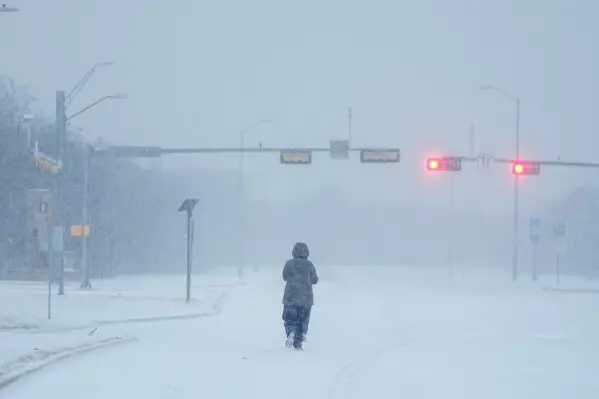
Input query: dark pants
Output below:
<box><xmin>282</xmin><ymin>305</ymin><xmax>311</xmax><ymax>345</ymax></box>
<box><xmin>303</xmin><ymin>307</ymin><xmax>311</xmax><ymax>335</ymax></box>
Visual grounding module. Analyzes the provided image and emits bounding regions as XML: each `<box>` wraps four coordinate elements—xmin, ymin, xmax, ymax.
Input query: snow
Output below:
<box><xmin>0</xmin><ymin>267</ymin><xmax>243</xmax><ymax>332</ymax></box>
<box><xmin>2</xmin><ymin>266</ymin><xmax>599</xmax><ymax>398</ymax></box>
<box><xmin>0</xmin><ymin>267</ymin><xmax>244</xmax><ymax>390</ymax></box>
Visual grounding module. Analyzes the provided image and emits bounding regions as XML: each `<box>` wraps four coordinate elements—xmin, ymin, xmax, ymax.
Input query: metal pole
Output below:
<box><xmin>448</xmin><ymin>172</ymin><xmax>455</xmax><ymax>277</ymax></box>
<box><xmin>26</xmin><ymin>124</ymin><xmax>31</xmax><ymax>150</ymax></box>
<box><xmin>348</xmin><ymin>107</ymin><xmax>353</xmax><ymax>146</ymax></box>
<box><xmin>532</xmin><ymin>241</ymin><xmax>538</xmax><ymax>281</ymax></box>
<box><xmin>186</xmin><ymin>210</ymin><xmax>192</xmax><ymax>303</ymax></box>
<box><xmin>55</xmin><ymin>90</ymin><xmax>67</xmax><ymax>295</ymax></box>
<box><xmin>238</xmin><ymin>131</ymin><xmax>245</xmax><ymax>279</ymax></box>
<box><xmin>47</xmin><ymin>225</ymin><xmax>52</xmax><ymax>320</ymax></box>
<box><xmin>512</xmin><ymin>97</ymin><xmax>521</xmax><ymax>282</ymax></box>
<box><xmin>469</xmin><ymin>124</ymin><xmax>475</xmax><ymax>158</ymax></box>
<box><xmin>81</xmin><ymin>147</ymin><xmax>91</xmax><ymax>288</ymax></box>
<box><xmin>556</xmin><ymin>254</ymin><xmax>560</xmax><ymax>286</ymax></box>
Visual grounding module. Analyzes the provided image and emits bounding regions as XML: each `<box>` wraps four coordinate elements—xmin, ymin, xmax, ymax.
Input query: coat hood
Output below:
<box><xmin>292</xmin><ymin>242</ymin><xmax>310</xmax><ymax>259</ymax></box>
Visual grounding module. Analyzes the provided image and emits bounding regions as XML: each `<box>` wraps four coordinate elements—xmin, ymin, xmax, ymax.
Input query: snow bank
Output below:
<box><xmin>0</xmin><ymin>329</ymin><xmax>136</xmax><ymax>390</ymax></box>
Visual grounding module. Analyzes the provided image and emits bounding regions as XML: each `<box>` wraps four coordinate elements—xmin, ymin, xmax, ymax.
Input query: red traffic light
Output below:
<box><xmin>512</xmin><ymin>161</ymin><xmax>540</xmax><ymax>175</ymax></box>
<box><xmin>426</xmin><ymin>157</ymin><xmax>462</xmax><ymax>172</ymax></box>
<box><xmin>513</xmin><ymin>163</ymin><xmax>524</xmax><ymax>174</ymax></box>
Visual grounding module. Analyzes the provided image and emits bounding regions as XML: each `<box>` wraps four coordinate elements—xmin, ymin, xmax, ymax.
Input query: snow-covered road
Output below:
<box><xmin>3</xmin><ymin>266</ymin><xmax>599</xmax><ymax>399</ymax></box>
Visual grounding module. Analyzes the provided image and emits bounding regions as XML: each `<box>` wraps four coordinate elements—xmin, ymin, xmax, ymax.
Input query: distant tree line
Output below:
<box><xmin>0</xmin><ymin>76</ymin><xmax>194</xmax><ymax>277</ymax></box>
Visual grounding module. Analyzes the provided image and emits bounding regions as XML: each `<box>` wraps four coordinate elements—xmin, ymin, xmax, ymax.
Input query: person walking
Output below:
<box><xmin>281</xmin><ymin>242</ymin><xmax>318</xmax><ymax>350</ymax></box>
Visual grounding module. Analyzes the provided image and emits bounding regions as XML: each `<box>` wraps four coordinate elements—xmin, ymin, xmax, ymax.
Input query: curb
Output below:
<box><xmin>92</xmin><ymin>292</ymin><xmax>228</xmax><ymax>326</ymax></box>
<box><xmin>2</xmin><ymin>292</ymin><xmax>229</xmax><ymax>335</ymax></box>
<box><xmin>0</xmin><ymin>336</ymin><xmax>138</xmax><ymax>392</ymax></box>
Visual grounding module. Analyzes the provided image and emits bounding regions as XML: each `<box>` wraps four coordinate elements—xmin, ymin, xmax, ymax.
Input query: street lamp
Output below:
<box><xmin>65</xmin><ymin>94</ymin><xmax>127</xmax><ymax>291</ymax></box>
<box><xmin>54</xmin><ymin>76</ymin><xmax>125</xmax><ymax>295</ymax></box>
<box><xmin>76</xmin><ymin>128</ymin><xmax>94</xmax><ymax>290</ymax></box>
<box><xmin>67</xmin><ymin>93</ymin><xmax>127</xmax><ymax>121</ymax></box>
<box><xmin>65</xmin><ymin>62</ymin><xmax>114</xmax><ymax>109</ymax></box>
<box><xmin>238</xmin><ymin>119</ymin><xmax>272</xmax><ymax>279</ymax></box>
<box><xmin>480</xmin><ymin>84</ymin><xmax>521</xmax><ymax>281</ymax></box>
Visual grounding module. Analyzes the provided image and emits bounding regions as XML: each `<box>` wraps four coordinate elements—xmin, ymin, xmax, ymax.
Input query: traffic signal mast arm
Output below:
<box><xmin>493</xmin><ymin>158</ymin><xmax>599</xmax><ymax>168</ymax></box>
<box><xmin>425</xmin><ymin>154</ymin><xmax>599</xmax><ymax>172</ymax></box>
<box><xmin>161</xmin><ymin>146</ymin><xmax>400</xmax><ymax>155</ymax></box>
<box><xmin>97</xmin><ymin>145</ymin><xmax>401</xmax><ymax>164</ymax></box>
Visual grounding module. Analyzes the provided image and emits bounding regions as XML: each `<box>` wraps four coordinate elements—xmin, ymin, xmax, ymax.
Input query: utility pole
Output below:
<box><xmin>80</xmin><ymin>145</ymin><xmax>91</xmax><ymax>288</ymax></box>
<box><xmin>448</xmin><ymin>172</ymin><xmax>455</xmax><ymax>277</ymax></box>
<box><xmin>51</xmin><ymin>64</ymin><xmax>124</xmax><ymax>291</ymax></box>
<box><xmin>55</xmin><ymin>90</ymin><xmax>67</xmax><ymax>295</ymax></box>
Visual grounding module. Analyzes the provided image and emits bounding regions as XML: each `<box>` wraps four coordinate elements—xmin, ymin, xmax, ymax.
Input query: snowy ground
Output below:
<box><xmin>0</xmin><ymin>267</ymin><xmax>245</xmax><ymax>389</ymax></box>
<box><xmin>2</xmin><ymin>265</ymin><xmax>599</xmax><ymax>398</ymax></box>
<box><xmin>0</xmin><ymin>267</ymin><xmax>243</xmax><ymax>331</ymax></box>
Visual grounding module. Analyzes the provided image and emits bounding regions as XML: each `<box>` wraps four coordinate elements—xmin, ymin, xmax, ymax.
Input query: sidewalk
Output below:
<box><xmin>0</xmin><ymin>266</ymin><xmax>249</xmax><ymax>389</ymax></box>
<box><xmin>0</xmin><ymin>267</ymin><xmax>245</xmax><ymax>332</ymax></box>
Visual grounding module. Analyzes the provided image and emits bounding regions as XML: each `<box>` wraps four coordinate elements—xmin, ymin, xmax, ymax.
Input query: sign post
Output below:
<box><xmin>529</xmin><ymin>217</ymin><xmax>541</xmax><ymax>281</ymax></box>
<box><xmin>553</xmin><ymin>222</ymin><xmax>566</xmax><ymax>286</ymax></box>
<box><xmin>178</xmin><ymin>198</ymin><xmax>199</xmax><ymax>303</ymax></box>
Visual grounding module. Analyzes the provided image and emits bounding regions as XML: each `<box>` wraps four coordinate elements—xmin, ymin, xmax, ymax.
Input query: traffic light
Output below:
<box><xmin>512</xmin><ymin>161</ymin><xmax>540</xmax><ymax>175</ymax></box>
<box><xmin>426</xmin><ymin>157</ymin><xmax>462</xmax><ymax>171</ymax></box>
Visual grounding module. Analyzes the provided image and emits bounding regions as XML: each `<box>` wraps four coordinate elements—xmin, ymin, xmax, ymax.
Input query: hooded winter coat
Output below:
<box><xmin>282</xmin><ymin>242</ymin><xmax>319</xmax><ymax>307</ymax></box>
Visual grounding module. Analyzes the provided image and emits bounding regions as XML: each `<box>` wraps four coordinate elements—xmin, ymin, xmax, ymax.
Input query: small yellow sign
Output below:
<box><xmin>70</xmin><ymin>225</ymin><xmax>91</xmax><ymax>237</ymax></box>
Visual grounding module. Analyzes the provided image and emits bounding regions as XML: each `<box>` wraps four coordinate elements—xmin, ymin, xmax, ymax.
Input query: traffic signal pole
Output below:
<box><xmin>513</xmin><ymin>97</ymin><xmax>521</xmax><ymax>282</ymax></box>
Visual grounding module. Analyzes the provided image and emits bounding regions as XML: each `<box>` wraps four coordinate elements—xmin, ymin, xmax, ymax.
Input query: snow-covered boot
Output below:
<box><xmin>285</xmin><ymin>331</ymin><xmax>295</xmax><ymax>348</ymax></box>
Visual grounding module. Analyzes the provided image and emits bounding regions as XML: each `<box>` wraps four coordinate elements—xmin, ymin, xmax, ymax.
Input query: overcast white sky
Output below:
<box><xmin>2</xmin><ymin>0</ymin><xmax>598</xmax><ymax>211</ymax></box>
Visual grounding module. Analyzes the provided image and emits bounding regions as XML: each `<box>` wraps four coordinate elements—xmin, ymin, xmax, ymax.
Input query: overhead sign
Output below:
<box><xmin>280</xmin><ymin>150</ymin><xmax>312</xmax><ymax>164</ymax></box>
<box><xmin>529</xmin><ymin>217</ymin><xmax>541</xmax><ymax>243</ymax></box>
<box><xmin>360</xmin><ymin>149</ymin><xmax>400</xmax><ymax>163</ymax></box>
<box><xmin>330</xmin><ymin>140</ymin><xmax>349</xmax><ymax>159</ymax></box>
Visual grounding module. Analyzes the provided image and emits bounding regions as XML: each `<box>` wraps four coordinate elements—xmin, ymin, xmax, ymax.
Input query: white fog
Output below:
<box><xmin>1</xmin><ymin>0</ymin><xmax>599</xmax><ymax>398</ymax></box>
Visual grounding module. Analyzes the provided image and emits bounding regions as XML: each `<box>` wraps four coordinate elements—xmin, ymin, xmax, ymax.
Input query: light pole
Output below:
<box><xmin>80</xmin><ymin>142</ymin><xmax>92</xmax><ymax>289</ymax></box>
<box><xmin>55</xmin><ymin>80</ymin><xmax>125</xmax><ymax>295</ymax></box>
<box><xmin>480</xmin><ymin>85</ymin><xmax>521</xmax><ymax>281</ymax></box>
<box><xmin>66</xmin><ymin>93</ymin><xmax>127</xmax><ymax>121</ymax></box>
<box><xmin>65</xmin><ymin>62</ymin><xmax>113</xmax><ymax>109</ymax></box>
<box><xmin>53</xmin><ymin>62</ymin><xmax>112</xmax><ymax>295</ymax></box>
<box><xmin>238</xmin><ymin>119</ymin><xmax>272</xmax><ymax>279</ymax></box>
